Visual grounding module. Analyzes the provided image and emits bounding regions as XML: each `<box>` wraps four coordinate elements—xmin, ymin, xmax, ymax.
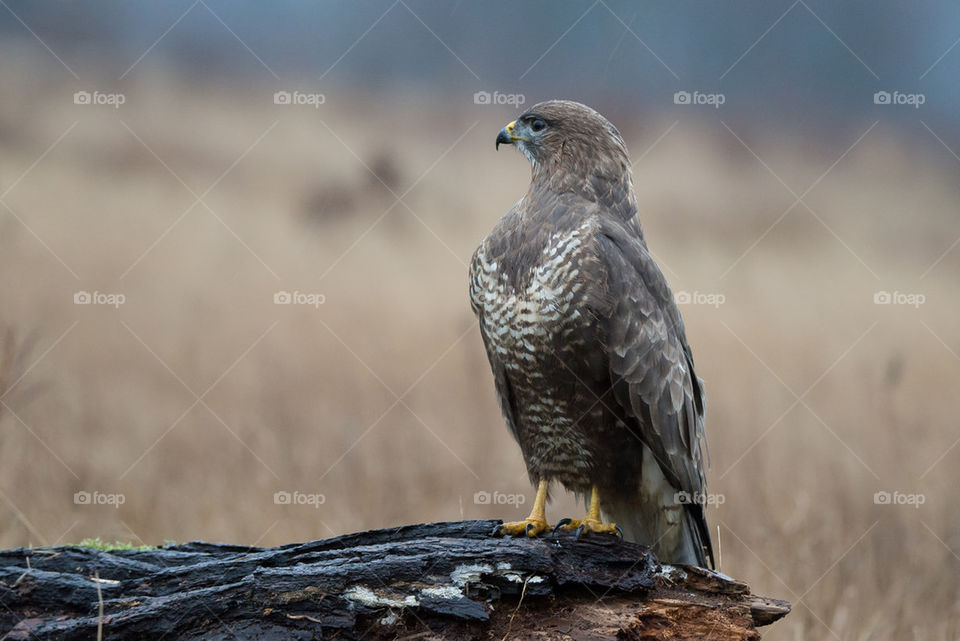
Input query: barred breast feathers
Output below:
<box><xmin>470</xmin><ymin>219</ymin><xmax>596</xmax><ymax>361</ymax></box>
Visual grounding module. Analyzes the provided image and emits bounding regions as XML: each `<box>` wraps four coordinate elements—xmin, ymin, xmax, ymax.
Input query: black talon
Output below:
<box><xmin>575</xmin><ymin>524</ymin><xmax>586</xmax><ymax>538</ymax></box>
<box><xmin>491</xmin><ymin>524</ymin><xmax>504</xmax><ymax>536</ymax></box>
<box><xmin>614</xmin><ymin>525</ymin><xmax>624</xmax><ymax>539</ymax></box>
<box><xmin>525</xmin><ymin>522</ymin><xmax>536</xmax><ymax>537</ymax></box>
<box><xmin>554</xmin><ymin>518</ymin><xmax>573</xmax><ymax>533</ymax></box>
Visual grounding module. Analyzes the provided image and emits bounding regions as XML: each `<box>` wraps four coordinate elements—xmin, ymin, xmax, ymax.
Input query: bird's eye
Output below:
<box><xmin>531</xmin><ymin>119</ymin><xmax>547</xmax><ymax>132</ymax></box>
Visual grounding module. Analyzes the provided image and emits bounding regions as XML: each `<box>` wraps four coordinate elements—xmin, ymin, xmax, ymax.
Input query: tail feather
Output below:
<box><xmin>682</xmin><ymin>503</ymin><xmax>714</xmax><ymax>568</ymax></box>
<box><xmin>602</xmin><ymin>448</ymin><xmax>714</xmax><ymax>568</ymax></box>
<box><xmin>605</xmin><ymin>499</ymin><xmax>712</xmax><ymax>568</ymax></box>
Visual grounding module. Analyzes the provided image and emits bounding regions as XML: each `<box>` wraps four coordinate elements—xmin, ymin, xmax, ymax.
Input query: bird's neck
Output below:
<box><xmin>529</xmin><ymin>158</ymin><xmax>639</xmax><ymax>223</ymax></box>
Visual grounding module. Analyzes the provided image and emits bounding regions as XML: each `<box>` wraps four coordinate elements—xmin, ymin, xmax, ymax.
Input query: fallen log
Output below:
<box><xmin>0</xmin><ymin>519</ymin><xmax>789</xmax><ymax>640</ymax></box>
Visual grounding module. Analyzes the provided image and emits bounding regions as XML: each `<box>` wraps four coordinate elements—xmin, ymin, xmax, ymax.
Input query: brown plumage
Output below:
<box><xmin>469</xmin><ymin>100</ymin><xmax>713</xmax><ymax>567</ymax></box>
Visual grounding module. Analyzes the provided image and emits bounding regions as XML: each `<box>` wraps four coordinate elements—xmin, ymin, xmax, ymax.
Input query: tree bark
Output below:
<box><xmin>0</xmin><ymin>519</ymin><xmax>789</xmax><ymax>640</ymax></box>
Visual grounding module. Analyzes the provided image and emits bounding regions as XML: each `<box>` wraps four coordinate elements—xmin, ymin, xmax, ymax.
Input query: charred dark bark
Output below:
<box><xmin>0</xmin><ymin>520</ymin><xmax>789</xmax><ymax>640</ymax></box>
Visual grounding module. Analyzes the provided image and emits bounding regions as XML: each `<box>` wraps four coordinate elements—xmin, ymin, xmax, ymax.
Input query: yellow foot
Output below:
<box><xmin>554</xmin><ymin>486</ymin><xmax>622</xmax><ymax>538</ymax></box>
<box><xmin>494</xmin><ymin>517</ymin><xmax>551</xmax><ymax>538</ymax></box>
<box><xmin>493</xmin><ymin>479</ymin><xmax>552</xmax><ymax>538</ymax></box>
<box><xmin>555</xmin><ymin>516</ymin><xmax>622</xmax><ymax>537</ymax></box>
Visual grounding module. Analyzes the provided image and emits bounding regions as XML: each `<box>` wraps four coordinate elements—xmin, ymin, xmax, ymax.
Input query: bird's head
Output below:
<box><xmin>495</xmin><ymin>100</ymin><xmax>630</xmax><ymax>180</ymax></box>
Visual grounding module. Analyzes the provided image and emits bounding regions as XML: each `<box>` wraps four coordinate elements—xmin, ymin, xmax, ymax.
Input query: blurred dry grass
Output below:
<box><xmin>0</xmin><ymin>62</ymin><xmax>958</xmax><ymax>639</ymax></box>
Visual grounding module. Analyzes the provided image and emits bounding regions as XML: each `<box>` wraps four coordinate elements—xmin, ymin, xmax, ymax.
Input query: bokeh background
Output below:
<box><xmin>1</xmin><ymin>1</ymin><xmax>958</xmax><ymax>638</ymax></box>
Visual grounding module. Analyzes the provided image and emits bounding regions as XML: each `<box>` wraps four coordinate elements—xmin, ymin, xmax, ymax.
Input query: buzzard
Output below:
<box><xmin>469</xmin><ymin>100</ymin><xmax>713</xmax><ymax>567</ymax></box>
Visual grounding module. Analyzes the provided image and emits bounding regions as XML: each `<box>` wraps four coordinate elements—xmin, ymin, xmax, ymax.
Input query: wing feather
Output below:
<box><xmin>477</xmin><ymin>323</ymin><xmax>522</xmax><ymax>444</ymax></box>
<box><xmin>595</xmin><ymin>218</ymin><xmax>713</xmax><ymax>567</ymax></box>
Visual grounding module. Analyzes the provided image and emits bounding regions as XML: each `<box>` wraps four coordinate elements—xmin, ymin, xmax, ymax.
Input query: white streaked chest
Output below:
<box><xmin>470</xmin><ymin>221</ymin><xmax>594</xmax><ymax>365</ymax></box>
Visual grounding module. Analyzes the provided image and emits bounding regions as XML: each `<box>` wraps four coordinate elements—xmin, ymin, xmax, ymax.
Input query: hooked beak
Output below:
<box><xmin>496</xmin><ymin>120</ymin><xmax>519</xmax><ymax>150</ymax></box>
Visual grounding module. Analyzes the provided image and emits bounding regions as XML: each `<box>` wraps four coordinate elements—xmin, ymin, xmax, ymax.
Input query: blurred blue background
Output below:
<box><xmin>4</xmin><ymin>0</ymin><xmax>959</xmax><ymax>135</ymax></box>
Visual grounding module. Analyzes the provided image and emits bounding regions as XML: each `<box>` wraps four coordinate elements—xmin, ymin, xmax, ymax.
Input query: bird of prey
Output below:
<box><xmin>469</xmin><ymin>100</ymin><xmax>713</xmax><ymax>567</ymax></box>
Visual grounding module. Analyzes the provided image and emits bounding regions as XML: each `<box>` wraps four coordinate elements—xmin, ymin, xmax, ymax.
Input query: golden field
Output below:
<box><xmin>1</xmin><ymin>62</ymin><xmax>958</xmax><ymax>639</ymax></box>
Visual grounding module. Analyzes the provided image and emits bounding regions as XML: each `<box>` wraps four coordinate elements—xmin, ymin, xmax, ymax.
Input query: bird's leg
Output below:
<box><xmin>494</xmin><ymin>478</ymin><xmax>551</xmax><ymax>537</ymax></box>
<box><xmin>555</xmin><ymin>486</ymin><xmax>621</xmax><ymax>537</ymax></box>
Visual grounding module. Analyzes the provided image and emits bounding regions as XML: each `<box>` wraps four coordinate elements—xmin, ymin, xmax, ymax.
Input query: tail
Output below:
<box><xmin>680</xmin><ymin>503</ymin><xmax>714</xmax><ymax>569</ymax></box>
<box><xmin>602</xmin><ymin>447</ymin><xmax>714</xmax><ymax>568</ymax></box>
<box><xmin>605</xmin><ymin>497</ymin><xmax>713</xmax><ymax>568</ymax></box>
